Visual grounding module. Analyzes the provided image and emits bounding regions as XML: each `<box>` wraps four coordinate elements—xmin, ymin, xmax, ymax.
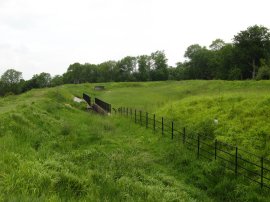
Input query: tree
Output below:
<box><xmin>81</xmin><ymin>63</ymin><xmax>98</xmax><ymax>83</ymax></box>
<box><xmin>184</xmin><ymin>45</ymin><xmax>214</xmax><ymax>79</ymax></box>
<box><xmin>51</xmin><ymin>75</ymin><xmax>63</xmax><ymax>87</ymax></box>
<box><xmin>209</xmin><ymin>43</ymin><xmax>237</xmax><ymax>79</ymax></box>
<box><xmin>98</xmin><ymin>61</ymin><xmax>116</xmax><ymax>82</ymax></box>
<box><xmin>256</xmin><ymin>60</ymin><xmax>270</xmax><ymax>80</ymax></box>
<box><xmin>1</xmin><ymin>69</ymin><xmax>22</xmax><ymax>85</ymax></box>
<box><xmin>114</xmin><ymin>56</ymin><xmax>137</xmax><ymax>81</ymax></box>
<box><xmin>209</xmin><ymin>39</ymin><xmax>226</xmax><ymax>51</ymax></box>
<box><xmin>32</xmin><ymin>72</ymin><xmax>52</xmax><ymax>88</ymax></box>
<box><xmin>137</xmin><ymin>55</ymin><xmax>150</xmax><ymax>81</ymax></box>
<box><xmin>233</xmin><ymin>25</ymin><xmax>270</xmax><ymax>79</ymax></box>
<box><xmin>0</xmin><ymin>69</ymin><xmax>24</xmax><ymax>95</ymax></box>
<box><xmin>63</xmin><ymin>63</ymin><xmax>83</xmax><ymax>84</ymax></box>
<box><xmin>150</xmin><ymin>51</ymin><xmax>168</xmax><ymax>81</ymax></box>
<box><xmin>184</xmin><ymin>44</ymin><xmax>203</xmax><ymax>60</ymax></box>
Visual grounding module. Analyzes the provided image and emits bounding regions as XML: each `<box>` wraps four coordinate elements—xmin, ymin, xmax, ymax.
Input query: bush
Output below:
<box><xmin>256</xmin><ymin>65</ymin><xmax>270</xmax><ymax>80</ymax></box>
<box><xmin>228</xmin><ymin>67</ymin><xmax>242</xmax><ymax>80</ymax></box>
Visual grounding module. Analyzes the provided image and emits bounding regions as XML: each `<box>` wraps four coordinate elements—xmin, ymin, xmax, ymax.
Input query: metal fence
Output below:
<box><xmin>95</xmin><ymin>98</ymin><xmax>111</xmax><ymax>113</ymax></box>
<box><xmin>118</xmin><ymin>106</ymin><xmax>270</xmax><ymax>190</ymax></box>
<box><xmin>83</xmin><ymin>93</ymin><xmax>91</xmax><ymax>106</ymax></box>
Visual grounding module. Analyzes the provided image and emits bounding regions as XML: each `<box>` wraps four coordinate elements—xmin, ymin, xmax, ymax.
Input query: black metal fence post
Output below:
<box><xmin>261</xmin><ymin>157</ymin><xmax>264</xmax><ymax>188</ymax></box>
<box><xmin>215</xmin><ymin>139</ymin><xmax>217</xmax><ymax>160</ymax></box>
<box><xmin>146</xmin><ymin>112</ymin><xmax>148</xmax><ymax>128</ymax></box>
<box><xmin>130</xmin><ymin>108</ymin><xmax>132</xmax><ymax>119</ymax></box>
<box><xmin>171</xmin><ymin>121</ymin><xmax>174</xmax><ymax>140</ymax></box>
<box><xmin>162</xmin><ymin>117</ymin><xmax>164</xmax><ymax>136</ymax></box>
<box><xmin>235</xmin><ymin>147</ymin><xmax>238</xmax><ymax>177</ymax></box>
<box><xmin>135</xmin><ymin>110</ymin><xmax>137</xmax><ymax>123</ymax></box>
<box><xmin>183</xmin><ymin>127</ymin><xmax>186</xmax><ymax>144</ymax></box>
<box><xmin>127</xmin><ymin>107</ymin><xmax>128</xmax><ymax>116</ymax></box>
<box><xmin>197</xmin><ymin>135</ymin><xmax>200</xmax><ymax>158</ymax></box>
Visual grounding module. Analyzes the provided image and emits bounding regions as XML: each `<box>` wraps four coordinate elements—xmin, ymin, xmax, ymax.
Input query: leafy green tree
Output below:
<box><xmin>81</xmin><ymin>63</ymin><xmax>98</xmax><ymax>83</ymax></box>
<box><xmin>209</xmin><ymin>39</ymin><xmax>226</xmax><ymax>51</ymax></box>
<box><xmin>184</xmin><ymin>44</ymin><xmax>203</xmax><ymax>59</ymax></box>
<box><xmin>173</xmin><ymin>62</ymin><xmax>191</xmax><ymax>80</ymax></box>
<box><xmin>114</xmin><ymin>56</ymin><xmax>137</xmax><ymax>81</ymax></box>
<box><xmin>51</xmin><ymin>75</ymin><xmax>64</xmax><ymax>87</ymax></box>
<box><xmin>137</xmin><ymin>55</ymin><xmax>150</xmax><ymax>81</ymax></box>
<box><xmin>63</xmin><ymin>63</ymin><xmax>83</xmax><ymax>84</ymax></box>
<box><xmin>98</xmin><ymin>61</ymin><xmax>116</xmax><ymax>82</ymax></box>
<box><xmin>256</xmin><ymin>60</ymin><xmax>270</xmax><ymax>80</ymax></box>
<box><xmin>184</xmin><ymin>45</ymin><xmax>214</xmax><ymax>79</ymax></box>
<box><xmin>32</xmin><ymin>72</ymin><xmax>52</xmax><ymax>88</ymax></box>
<box><xmin>209</xmin><ymin>43</ymin><xmax>237</xmax><ymax>79</ymax></box>
<box><xmin>150</xmin><ymin>51</ymin><xmax>168</xmax><ymax>81</ymax></box>
<box><xmin>233</xmin><ymin>25</ymin><xmax>270</xmax><ymax>79</ymax></box>
<box><xmin>1</xmin><ymin>69</ymin><xmax>22</xmax><ymax>85</ymax></box>
<box><xmin>0</xmin><ymin>69</ymin><xmax>23</xmax><ymax>95</ymax></box>
<box><xmin>228</xmin><ymin>67</ymin><xmax>242</xmax><ymax>80</ymax></box>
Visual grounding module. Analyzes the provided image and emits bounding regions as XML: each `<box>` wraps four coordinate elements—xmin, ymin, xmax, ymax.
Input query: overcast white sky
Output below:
<box><xmin>0</xmin><ymin>0</ymin><xmax>269</xmax><ymax>79</ymax></box>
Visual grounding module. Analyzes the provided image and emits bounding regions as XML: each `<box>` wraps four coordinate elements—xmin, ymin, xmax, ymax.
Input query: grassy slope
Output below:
<box><xmin>63</xmin><ymin>80</ymin><xmax>270</xmax><ymax>156</ymax></box>
<box><xmin>1</xmin><ymin>80</ymin><xmax>270</xmax><ymax>201</ymax></box>
<box><xmin>0</xmin><ymin>86</ymin><xmax>211</xmax><ymax>201</ymax></box>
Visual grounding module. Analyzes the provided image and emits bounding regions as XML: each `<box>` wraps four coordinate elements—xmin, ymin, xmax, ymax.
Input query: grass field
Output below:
<box><xmin>66</xmin><ymin>80</ymin><xmax>270</xmax><ymax>156</ymax></box>
<box><xmin>1</xmin><ymin>80</ymin><xmax>270</xmax><ymax>201</ymax></box>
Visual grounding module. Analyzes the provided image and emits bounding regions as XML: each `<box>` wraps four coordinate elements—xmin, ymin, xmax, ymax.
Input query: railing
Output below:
<box><xmin>83</xmin><ymin>93</ymin><xmax>91</xmax><ymax>106</ymax></box>
<box><xmin>118</xmin><ymin>106</ymin><xmax>270</xmax><ymax>190</ymax></box>
<box><xmin>95</xmin><ymin>98</ymin><xmax>111</xmax><ymax>113</ymax></box>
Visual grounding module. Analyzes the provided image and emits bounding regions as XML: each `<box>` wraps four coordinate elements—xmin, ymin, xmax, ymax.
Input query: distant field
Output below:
<box><xmin>64</xmin><ymin>80</ymin><xmax>270</xmax><ymax>156</ymax></box>
<box><xmin>1</xmin><ymin>80</ymin><xmax>270</xmax><ymax>201</ymax></box>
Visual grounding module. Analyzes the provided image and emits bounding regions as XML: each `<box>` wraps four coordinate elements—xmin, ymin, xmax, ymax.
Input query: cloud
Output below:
<box><xmin>0</xmin><ymin>0</ymin><xmax>270</xmax><ymax>79</ymax></box>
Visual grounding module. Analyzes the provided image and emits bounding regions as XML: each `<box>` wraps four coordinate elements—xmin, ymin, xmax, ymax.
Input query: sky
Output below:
<box><xmin>0</xmin><ymin>0</ymin><xmax>269</xmax><ymax>79</ymax></box>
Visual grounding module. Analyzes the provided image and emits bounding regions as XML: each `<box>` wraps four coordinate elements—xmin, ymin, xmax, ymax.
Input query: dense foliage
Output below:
<box><xmin>1</xmin><ymin>25</ymin><xmax>270</xmax><ymax>96</ymax></box>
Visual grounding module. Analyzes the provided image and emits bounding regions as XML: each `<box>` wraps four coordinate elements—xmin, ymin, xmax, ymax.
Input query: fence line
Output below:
<box><xmin>117</xmin><ymin>106</ymin><xmax>270</xmax><ymax>190</ymax></box>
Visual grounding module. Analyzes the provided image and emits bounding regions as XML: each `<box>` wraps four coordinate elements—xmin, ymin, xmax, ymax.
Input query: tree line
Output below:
<box><xmin>1</xmin><ymin>24</ymin><xmax>270</xmax><ymax>96</ymax></box>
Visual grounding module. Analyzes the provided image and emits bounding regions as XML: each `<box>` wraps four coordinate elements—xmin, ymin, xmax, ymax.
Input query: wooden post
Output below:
<box><xmin>171</xmin><ymin>121</ymin><xmax>174</xmax><ymax>140</ymax></box>
<box><xmin>162</xmin><ymin>117</ymin><xmax>164</xmax><ymax>136</ymax></box>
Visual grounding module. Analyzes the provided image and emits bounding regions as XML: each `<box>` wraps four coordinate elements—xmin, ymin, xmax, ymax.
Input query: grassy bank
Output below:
<box><xmin>63</xmin><ymin>80</ymin><xmax>270</xmax><ymax>156</ymax></box>
<box><xmin>1</xmin><ymin>80</ymin><xmax>270</xmax><ymax>201</ymax></box>
<box><xmin>0</xmin><ymin>87</ymin><xmax>211</xmax><ymax>201</ymax></box>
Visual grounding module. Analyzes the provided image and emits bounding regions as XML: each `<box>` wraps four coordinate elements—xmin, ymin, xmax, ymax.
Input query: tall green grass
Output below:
<box><xmin>0</xmin><ymin>87</ymin><xmax>211</xmax><ymax>201</ymax></box>
<box><xmin>61</xmin><ymin>80</ymin><xmax>270</xmax><ymax>156</ymax></box>
<box><xmin>1</xmin><ymin>80</ymin><xmax>270</xmax><ymax>201</ymax></box>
